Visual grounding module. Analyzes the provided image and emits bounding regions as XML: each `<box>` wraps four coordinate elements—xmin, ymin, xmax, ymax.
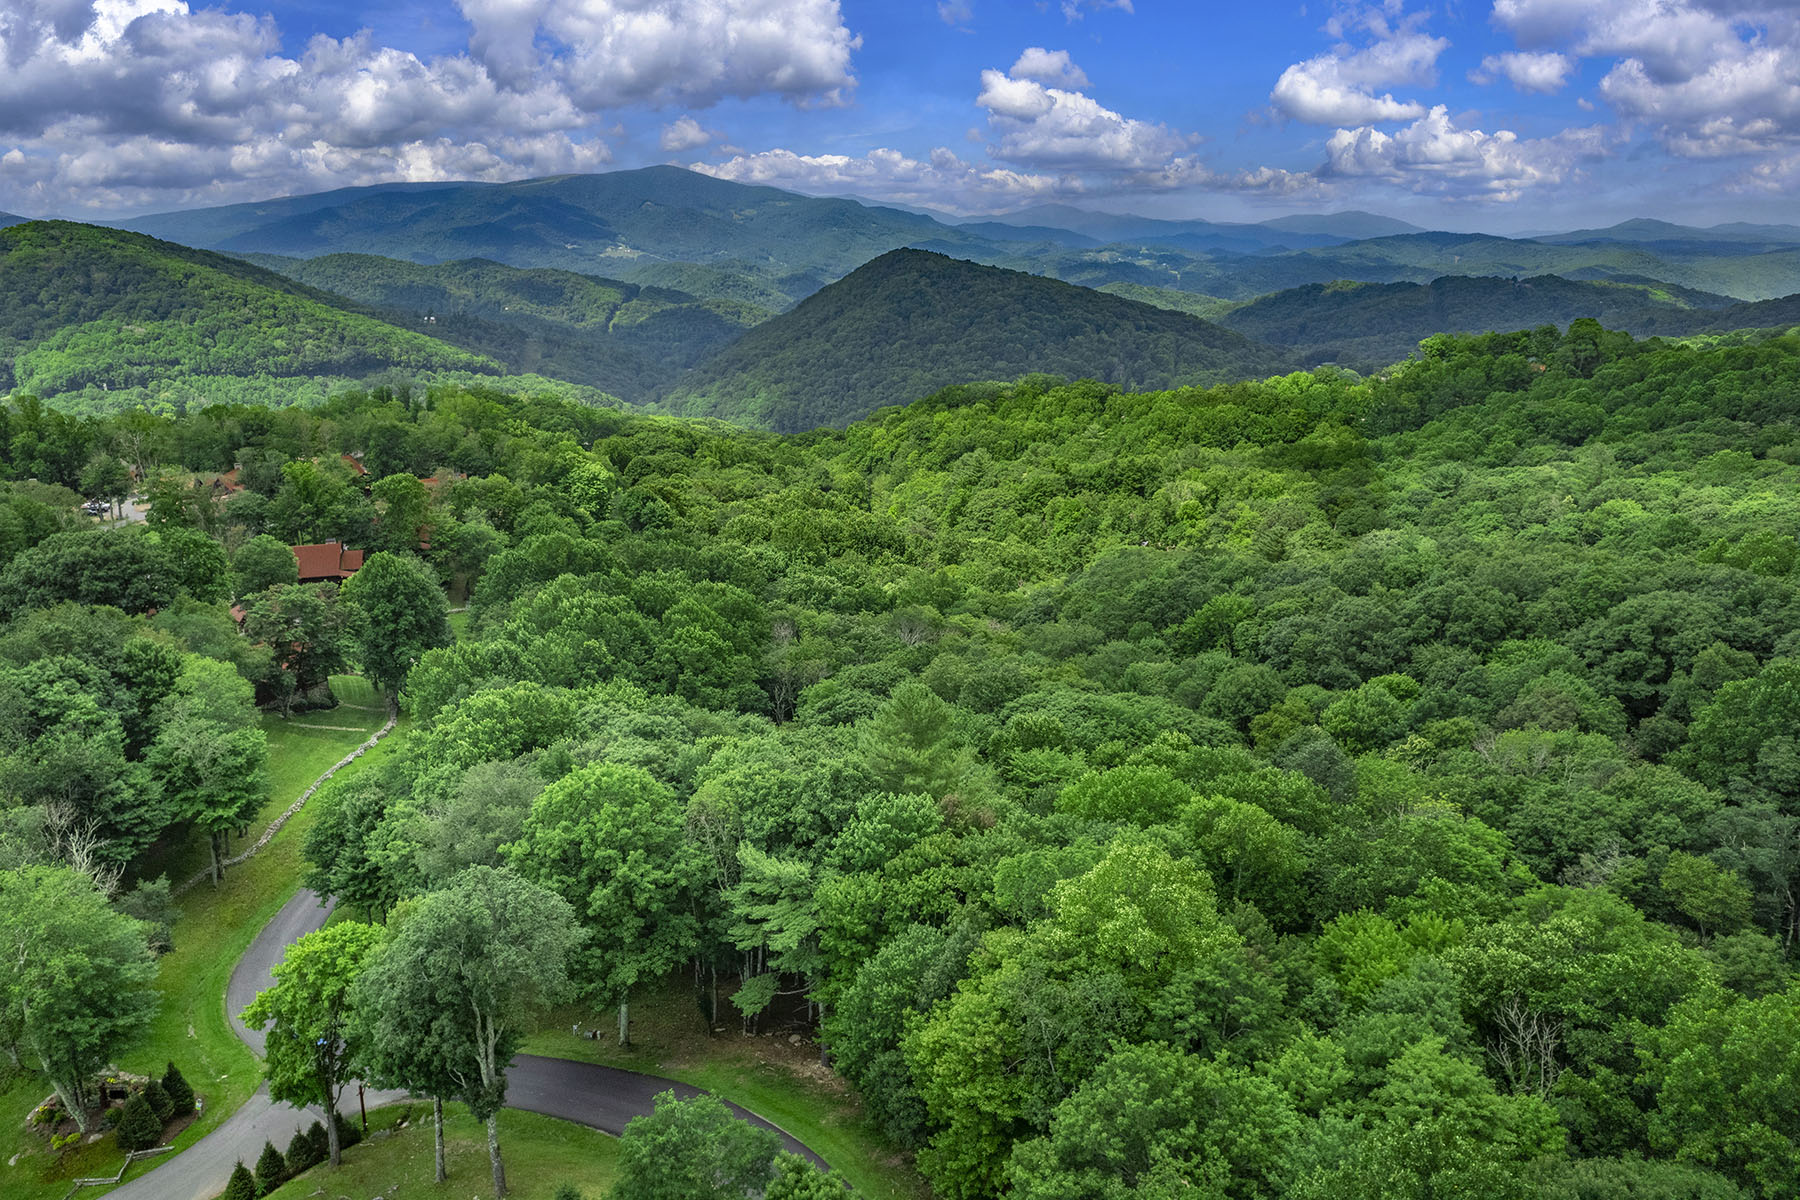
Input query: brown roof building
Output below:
<box><xmin>294</xmin><ymin>542</ymin><xmax>365</xmax><ymax>583</ymax></box>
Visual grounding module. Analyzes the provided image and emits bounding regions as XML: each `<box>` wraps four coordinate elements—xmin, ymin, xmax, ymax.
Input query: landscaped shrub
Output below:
<box><xmin>254</xmin><ymin>1139</ymin><xmax>288</xmax><ymax>1195</ymax></box>
<box><xmin>333</xmin><ymin>1109</ymin><xmax>363</xmax><ymax>1149</ymax></box>
<box><xmin>553</xmin><ymin>1186</ymin><xmax>585</xmax><ymax>1200</ymax></box>
<box><xmin>113</xmin><ymin>1093</ymin><xmax>162</xmax><ymax>1153</ymax></box>
<box><xmin>162</xmin><ymin>1062</ymin><xmax>195</xmax><ymax>1116</ymax></box>
<box><xmin>143</xmin><ymin>1078</ymin><xmax>174</xmax><ymax>1123</ymax></box>
<box><xmin>285</xmin><ymin>1122</ymin><xmax>327</xmax><ymax>1174</ymax></box>
<box><xmin>224</xmin><ymin>1159</ymin><xmax>257</xmax><ymax>1200</ymax></box>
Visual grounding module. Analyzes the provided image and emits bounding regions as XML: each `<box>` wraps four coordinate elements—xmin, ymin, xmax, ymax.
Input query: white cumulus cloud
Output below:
<box><xmin>660</xmin><ymin>115</ymin><xmax>712</xmax><ymax>151</ymax></box>
<box><xmin>1009</xmin><ymin>47</ymin><xmax>1089</xmax><ymax>89</ymax></box>
<box><xmin>693</xmin><ymin>145</ymin><xmax>1065</xmax><ymax>211</ymax></box>
<box><xmin>1323</xmin><ymin>104</ymin><xmax>1606</xmax><ymax>199</ymax></box>
<box><xmin>1471</xmin><ymin>50</ymin><xmax>1575</xmax><ymax>93</ymax></box>
<box><xmin>454</xmin><ymin>0</ymin><xmax>861</xmax><ymax>108</ymax></box>
<box><xmin>1490</xmin><ymin>0</ymin><xmax>1800</xmax><ymax>160</ymax></box>
<box><xmin>0</xmin><ymin>0</ymin><xmax>864</xmax><ymax>212</ymax></box>
<box><xmin>1271</xmin><ymin>10</ymin><xmax>1447</xmax><ymax>125</ymax></box>
<box><xmin>975</xmin><ymin>66</ymin><xmax>1190</xmax><ymax>170</ymax></box>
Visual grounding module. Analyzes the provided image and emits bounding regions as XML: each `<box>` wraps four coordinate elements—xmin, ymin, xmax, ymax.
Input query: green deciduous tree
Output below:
<box><xmin>508</xmin><ymin>763</ymin><xmax>698</xmax><ymax>1046</ymax></box>
<box><xmin>351</xmin><ymin>867</ymin><xmax>581</xmax><ymax>1198</ymax></box>
<box><xmin>0</xmin><ymin>866</ymin><xmax>157</xmax><ymax>1130</ymax></box>
<box><xmin>612</xmin><ymin>1091</ymin><xmax>781</xmax><ymax>1200</ymax></box>
<box><xmin>231</xmin><ymin>535</ymin><xmax>298</xmax><ymax>600</ymax></box>
<box><xmin>339</xmin><ymin>551</ymin><xmax>450</xmax><ymax>695</ymax></box>
<box><xmin>239</xmin><ymin>921</ymin><xmax>382</xmax><ymax>1167</ymax></box>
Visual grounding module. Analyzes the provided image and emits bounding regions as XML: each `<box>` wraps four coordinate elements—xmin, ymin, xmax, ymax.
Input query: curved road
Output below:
<box><xmin>108</xmin><ymin>890</ymin><xmax>820</xmax><ymax>1200</ymax></box>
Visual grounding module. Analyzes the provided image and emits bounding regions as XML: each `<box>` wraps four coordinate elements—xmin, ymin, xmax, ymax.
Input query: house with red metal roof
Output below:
<box><xmin>293</xmin><ymin>541</ymin><xmax>365</xmax><ymax>583</ymax></box>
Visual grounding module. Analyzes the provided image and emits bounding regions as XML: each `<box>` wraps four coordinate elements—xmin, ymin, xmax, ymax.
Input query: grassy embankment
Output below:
<box><xmin>522</xmin><ymin>979</ymin><xmax>930</xmax><ymax>1200</ymax></box>
<box><xmin>262</xmin><ymin>1103</ymin><xmax>618</xmax><ymax>1200</ymax></box>
<box><xmin>0</xmin><ymin>677</ymin><xmax>399</xmax><ymax>1199</ymax></box>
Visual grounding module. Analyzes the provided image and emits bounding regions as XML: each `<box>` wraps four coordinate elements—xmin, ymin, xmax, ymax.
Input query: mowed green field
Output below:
<box><xmin>263</xmin><ymin>1104</ymin><xmax>619</xmax><ymax>1200</ymax></box>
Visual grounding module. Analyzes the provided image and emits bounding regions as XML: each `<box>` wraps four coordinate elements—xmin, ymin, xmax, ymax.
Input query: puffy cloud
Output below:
<box><xmin>659</xmin><ymin>115</ymin><xmax>712</xmax><ymax>151</ymax></box>
<box><xmin>1271</xmin><ymin>11</ymin><xmax>1446</xmax><ymax>125</ymax></box>
<box><xmin>975</xmin><ymin>67</ymin><xmax>1190</xmax><ymax>170</ymax></box>
<box><xmin>1471</xmin><ymin>50</ymin><xmax>1575</xmax><ymax>93</ymax></box>
<box><xmin>1009</xmin><ymin>47</ymin><xmax>1088</xmax><ymax>89</ymax></box>
<box><xmin>1323</xmin><ymin>104</ymin><xmax>1606</xmax><ymax>199</ymax></box>
<box><xmin>0</xmin><ymin>0</ymin><xmax>864</xmax><ymax>212</ymax></box>
<box><xmin>1061</xmin><ymin>0</ymin><xmax>1133</xmax><ymax>20</ymax></box>
<box><xmin>454</xmin><ymin>0</ymin><xmax>861</xmax><ymax>108</ymax></box>
<box><xmin>693</xmin><ymin>145</ymin><xmax>1065</xmax><ymax>211</ymax></box>
<box><xmin>1490</xmin><ymin>1</ymin><xmax>1800</xmax><ymax>158</ymax></box>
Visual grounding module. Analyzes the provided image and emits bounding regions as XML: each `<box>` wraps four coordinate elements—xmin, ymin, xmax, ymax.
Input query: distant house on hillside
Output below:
<box><xmin>294</xmin><ymin>541</ymin><xmax>365</xmax><ymax>583</ymax></box>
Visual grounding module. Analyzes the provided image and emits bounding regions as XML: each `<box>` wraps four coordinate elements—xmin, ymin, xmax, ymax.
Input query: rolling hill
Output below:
<box><xmin>0</xmin><ymin>222</ymin><xmax>499</xmax><ymax>410</ymax></box>
<box><xmin>239</xmin><ymin>253</ymin><xmax>770</xmax><ymax>402</ymax></box>
<box><xmin>1213</xmin><ymin>275</ymin><xmax>1740</xmax><ymax>369</ymax></box>
<box><xmin>657</xmin><ymin>249</ymin><xmax>1291</xmax><ymax>432</ymax></box>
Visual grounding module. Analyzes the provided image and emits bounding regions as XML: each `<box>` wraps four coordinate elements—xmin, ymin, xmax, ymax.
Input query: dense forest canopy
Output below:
<box><xmin>3</xmin><ymin>315</ymin><xmax>1799</xmax><ymax>1198</ymax></box>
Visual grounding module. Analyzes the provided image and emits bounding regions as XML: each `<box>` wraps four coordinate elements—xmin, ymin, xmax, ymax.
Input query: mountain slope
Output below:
<box><xmin>1215</xmin><ymin>275</ymin><xmax>1738</xmax><ymax>369</ymax></box>
<box><xmin>659</xmin><ymin>249</ymin><xmax>1290</xmax><ymax>432</ymax></box>
<box><xmin>0</xmin><ymin>222</ymin><xmax>497</xmax><ymax>407</ymax></box>
<box><xmin>120</xmin><ymin>166</ymin><xmax>991</xmax><ymax>309</ymax></box>
<box><xmin>239</xmin><ymin>252</ymin><xmax>770</xmax><ymax>402</ymax></box>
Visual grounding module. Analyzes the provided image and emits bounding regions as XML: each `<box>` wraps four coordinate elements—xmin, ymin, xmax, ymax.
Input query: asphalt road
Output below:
<box><xmin>106</xmin><ymin>889</ymin><xmax>821</xmax><ymax>1200</ymax></box>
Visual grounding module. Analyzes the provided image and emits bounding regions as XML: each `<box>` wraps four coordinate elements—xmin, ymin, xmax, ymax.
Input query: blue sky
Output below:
<box><xmin>1</xmin><ymin>1</ymin><xmax>1796</xmax><ymax>229</ymax></box>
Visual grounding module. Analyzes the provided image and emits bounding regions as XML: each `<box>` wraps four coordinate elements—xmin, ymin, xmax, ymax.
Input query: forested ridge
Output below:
<box><xmin>3</xmin><ymin>315</ymin><xmax>1800</xmax><ymax>1198</ymax></box>
<box><xmin>660</xmin><ymin>249</ymin><xmax>1290</xmax><ymax>432</ymax></box>
<box><xmin>0</xmin><ymin>223</ymin><xmax>497</xmax><ymax>405</ymax></box>
<box><xmin>239</xmin><ymin>253</ymin><xmax>771</xmax><ymax>402</ymax></box>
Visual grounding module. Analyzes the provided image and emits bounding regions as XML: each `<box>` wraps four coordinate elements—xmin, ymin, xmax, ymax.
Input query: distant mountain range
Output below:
<box><xmin>9</xmin><ymin>167</ymin><xmax>1800</xmax><ymax>428</ymax></box>
<box><xmin>657</xmin><ymin>249</ymin><xmax>1289</xmax><ymax>432</ymax></box>
<box><xmin>107</xmin><ymin>167</ymin><xmax>1800</xmax><ymax>314</ymax></box>
<box><xmin>117</xmin><ymin>167</ymin><xmax>993</xmax><ymax>310</ymax></box>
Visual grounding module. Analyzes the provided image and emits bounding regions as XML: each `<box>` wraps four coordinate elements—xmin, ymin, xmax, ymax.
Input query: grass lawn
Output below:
<box><xmin>521</xmin><ymin>979</ymin><xmax>929</xmax><ymax>1200</ymax></box>
<box><xmin>263</xmin><ymin>1104</ymin><xmax>618</xmax><ymax>1200</ymax></box>
<box><xmin>0</xmin><ymin>679</ymin><xmax>405</xmax><ymax>1200</ymax></box>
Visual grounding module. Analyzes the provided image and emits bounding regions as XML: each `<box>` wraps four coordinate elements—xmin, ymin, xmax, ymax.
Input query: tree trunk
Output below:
<box><xmin>617</xmin><ymin>1000</ymin><xmax>629</xmax><ymax>1047</ymax></box>
<box><xmin>486</xmin><ymin>1111</ymin><xmax>506</xmax><ymax>1198</ymax></box>
<box><xmin>433</xmin><ymin>1096</ymin><xmax>446</xmax><ymax>1182</ymax></box>
<box><xmin>710</xmin><ymin>962</ymin><xmax>718</xmax><ymax>1029</ymax></box>
<box><xmin>209</xmin><ymin>831</ymin><xmax>223</xmax><ymax>888</ymax></box>
<box><xmin>325</xmin><ymin>1101</ymin><xmax>342</xmax><ymax>1167</ymax></box>
<box><xmin>52</xmin><ymin>1077</ymin><xmax>88</xmax><ymax>1133</ymax></box>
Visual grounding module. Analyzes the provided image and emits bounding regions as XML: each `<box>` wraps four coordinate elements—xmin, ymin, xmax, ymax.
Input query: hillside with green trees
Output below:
<box><xmin>0</xmin><ymin>223</ymin><xmax>499</xmax><ymax>411</ymax></box>
<box><xmin>660</xmin><ymin>249</ymin><xmax>1290</xmax><ymax>431</ymax></box>
<box><xmin>1213</xmin><ymin>275</ymin><xmax>1740</xmax><ymax>369</ymax></box>
<box><xmin>238</xmin><ymin>253</ymin><xmax>770</xmax><ymax>402</ymax></box>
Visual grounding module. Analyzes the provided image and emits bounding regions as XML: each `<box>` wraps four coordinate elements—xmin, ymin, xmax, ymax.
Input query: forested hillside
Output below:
<box><xmin>660</xmin><ymin>249</ymin><xmax>1289</xmax><ymax>431</ymax></box>
<box><xmin>0</xmin><ymin>223</ymin><xmax>498</xmax><ymax>411</ymax></box>
<box><xmin>1215</xmin><ymin>275</ymin><xmax>1738</xmax><ymax>369</ymax></box>
<box><xmin>241</xmin><ymin>253</ymin><xmax>770</xmax><ymax>402</ymax></box>
<box><xmin>4</xmin><ymin>317</ymin><xmax>1799</xmax><ymax>1199</ymax></box>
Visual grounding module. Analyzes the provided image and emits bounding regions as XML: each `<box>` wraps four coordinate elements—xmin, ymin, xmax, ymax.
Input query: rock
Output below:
<box><xmin>788</xmin><ymin>1035</ymin><xmax>802</xmax><ymax>1045</ymax></box>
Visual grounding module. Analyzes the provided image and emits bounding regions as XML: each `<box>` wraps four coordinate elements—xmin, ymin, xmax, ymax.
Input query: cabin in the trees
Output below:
<box><xmin>293</xmin><ymin>540</ymin><xmax>365</xmax><ymax>583</ymax></box>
